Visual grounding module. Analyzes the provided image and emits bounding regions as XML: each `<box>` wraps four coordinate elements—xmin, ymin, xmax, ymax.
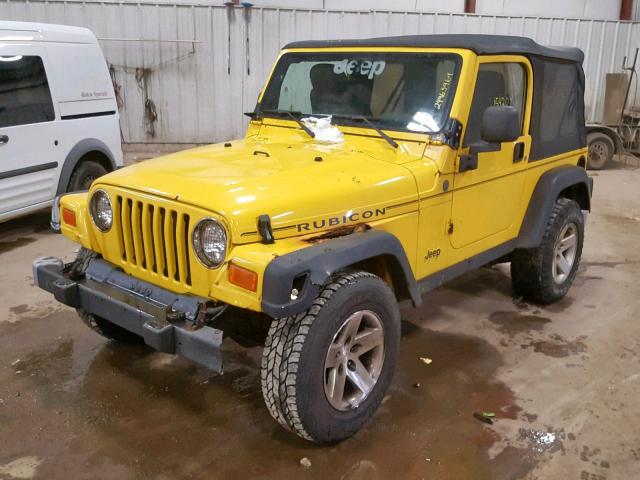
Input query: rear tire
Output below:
<box><xmin>511</xmin><ymin>197</ymin><xmax>584</xmax><ymax>304</ymax></box>
<box><xmin>260</xmin><ymin>271</ymin><xmax>400</xmax><ymax>443</ymax></box>
<box><xmin>587</xmin><ymin>132</ymin><xmax>614</xmax><ymax>170</ymax></box>
<box><xmin>67</xmin><ymin>160</ymin><xmax>108</xmax><ymax>192</ymax></box>
<box><xmin>77</xmin><ymin>310</ymin><xmax>145</xmax><ymax>344</ymax></box>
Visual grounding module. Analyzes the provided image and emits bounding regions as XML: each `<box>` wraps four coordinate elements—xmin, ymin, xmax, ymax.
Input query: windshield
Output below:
<box><xmin>259</xmin><ymin>52</ymin><xmax>460</xmax><ymax>134</ymax></box>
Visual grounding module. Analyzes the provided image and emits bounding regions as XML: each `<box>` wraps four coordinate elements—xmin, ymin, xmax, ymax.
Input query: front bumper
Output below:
<box><xmin>33</xmin><ymin>256</ymin><xmax>224</xmax><ymax>373</ymax></box>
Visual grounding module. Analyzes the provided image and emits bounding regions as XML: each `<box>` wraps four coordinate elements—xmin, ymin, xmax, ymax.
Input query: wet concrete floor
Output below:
<box><xmin>1</xmin><ymin>167</ymin><xmax>640</xmax><ymax>479</ymax></box>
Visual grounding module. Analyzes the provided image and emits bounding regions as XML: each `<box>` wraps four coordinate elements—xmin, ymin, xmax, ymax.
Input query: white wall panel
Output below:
<box><xmin>2</xmin><ymin>0</ymin><xmax>638</xmax><ymax>143</ymax></box>
<box><xmin>476</xmin><ymin>0</ymin><xmax>622</xmax><ymax>21</ymax></box>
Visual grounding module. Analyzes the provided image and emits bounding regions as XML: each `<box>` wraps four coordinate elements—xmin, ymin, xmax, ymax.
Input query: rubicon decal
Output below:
<box><xmin>240</xmin><ymin>200</ymin><xmax>418</xmax><ymax>238</ymax></box>
<box><xmin>292</xmin><ymin>208</ymin><xmax>387</xmax><ymax>233</ymax></box>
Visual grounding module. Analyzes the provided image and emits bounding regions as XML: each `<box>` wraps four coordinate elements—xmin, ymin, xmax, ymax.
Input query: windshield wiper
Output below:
<box><xmin>332</xmin><ymin>115</ymin><xmax>398</xmax><ymax>149</ymax></box>
<box><xmin>258</xmin><ymin>109</ymin><xmax>315</xmax><ymax>138</ymax></box>
<box><xmin>357</xmin><ymin>116</ymin><xmax>398</xmax><ymax>149</ymax></box>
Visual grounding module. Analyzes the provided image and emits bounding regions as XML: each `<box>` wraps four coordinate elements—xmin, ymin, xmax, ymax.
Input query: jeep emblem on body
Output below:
<box><xmin>425</xmin><ymin>248</ymin><xmax>441</xmax><ymax>260</ymax></box>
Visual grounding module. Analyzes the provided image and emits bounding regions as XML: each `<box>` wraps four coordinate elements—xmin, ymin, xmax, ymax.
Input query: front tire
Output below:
<box><xmin>67</xmin><ymin>160</ymin><xmax>108</xmax><ymax>192</ymax></box>
<box><xmin>511</xmin><ymin>197</ymin><xmax>584</xmax><ymax>304</ymax></box>
<box><xmin>260</xmin><ymin>271</ymin><xmax>400</xmax><ymax>443</ymax></box>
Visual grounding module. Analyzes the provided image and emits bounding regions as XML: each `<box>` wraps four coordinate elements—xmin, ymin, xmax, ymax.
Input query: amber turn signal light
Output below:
<box><xmin>62</xmin><ymin>207</ymin><xmax>76</xmax><ymax>227</ymax></box>
<box><xmin>228</xmin><ymin>263</ymin><xmax>258</xmax><ymax>292</ymax></box>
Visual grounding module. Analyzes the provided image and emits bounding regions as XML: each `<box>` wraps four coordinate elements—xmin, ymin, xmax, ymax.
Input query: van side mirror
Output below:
<box><xmin>459</xmin><ymin>106</ymin><xmax>521</xmax><ymax>172</ymax></box>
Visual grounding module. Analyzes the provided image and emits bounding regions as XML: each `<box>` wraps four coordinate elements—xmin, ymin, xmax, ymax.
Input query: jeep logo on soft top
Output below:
<box><xmin>333</xmin><ymin>59</ymin><xmax>386</xmax><ymax>79</ymax></box>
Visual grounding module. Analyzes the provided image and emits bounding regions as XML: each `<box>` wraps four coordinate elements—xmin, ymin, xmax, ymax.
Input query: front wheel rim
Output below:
<box><xmin>552</xmin><ymin>222</ymin><xmax>578</xmax><ymax>284</ymax></box>
<box><xmin>324</xmin><ymin>310</ymin><xmax>385</xmax><ymax>411</ymax></box>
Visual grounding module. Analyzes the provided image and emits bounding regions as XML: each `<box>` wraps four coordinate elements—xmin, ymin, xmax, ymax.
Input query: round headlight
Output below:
<box><xmin>192</xmin><ymin>218</ymin><xmax>227</xmax><ymax>268</ymax></box>
<box><xmin>90</xmin><ymin>189</ymin><xmax>113</xmax><ymax>232</ymax></box>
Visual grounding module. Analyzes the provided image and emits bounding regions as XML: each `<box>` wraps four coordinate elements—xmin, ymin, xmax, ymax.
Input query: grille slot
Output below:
<box><xmin>116</xmin><ymin>194</ymin><xmax>192</xmax><ymax>286</ymax></box>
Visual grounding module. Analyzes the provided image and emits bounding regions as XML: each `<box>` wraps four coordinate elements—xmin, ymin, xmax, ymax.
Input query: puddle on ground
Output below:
<box><xmin>543</xmin><ymin>296</ymin><xmax>575</xmax><ymax>314</ymax></box>
<box><xmin>581</xmin><ymin>260</ymin><xmax>628</xmax><ymax>270</ymax></box>
<box><xmin>0</xmin><ymin>212</ymin><xmax>53</xmax><ymax>254</ymax></box>
<box><xmin>9</xmin><ymin>305</ymin><xmax>29</xmax><ymax>315</ymax></box>
<box><xmin>444</xmin><ymin>266</ymin><xmax>513</xmax><ymax>298</ymax></box>
<box><xmin>521</xmin><ymin>334</ymin><xmax>588</xmax><ymax>358</ymax></box>
<box><xmin>518</xmin><ymin>428</ymin><xmax>565</xmax><ymax>454</ymax></box>
<box><xmin>602</xmin><ymin>213</ymin><xmax>640</xmax><ymax>226</ymax></box>
<box><xmin>0</xmin><ymin>310</ymin><xmax>551</xmax><ymax>480</ymax></box>
<box><xmin>488</xmin><ymin>311</ymin><xmax>551</xmax><ymax>337</ymax></box>
<box><xmin>1</xmin><ymin>210</ymin><xmax>51</xmax><ymax>235</ymax></box>
<box><xmin>0</xmin><ymin>237</ymin><xmax>37</xmax><ymax>255</ymax></box>
<box><xmin>573</xmin><ymin>274</ymin><xmax>604</xmax><ymax>287</ymax></box>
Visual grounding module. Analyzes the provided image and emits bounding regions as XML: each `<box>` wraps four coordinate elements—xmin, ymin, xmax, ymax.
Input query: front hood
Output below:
<box><xmin>98</xmin><ymin>138</ymin><xmax>420</xmax><ymax>244</ymax></box>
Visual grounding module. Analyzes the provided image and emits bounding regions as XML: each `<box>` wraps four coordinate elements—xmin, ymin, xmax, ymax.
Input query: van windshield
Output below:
<box><xmin>258</xmin><ymin>52</ymin><xmax>460</xmax><ymax>134</ymax></box>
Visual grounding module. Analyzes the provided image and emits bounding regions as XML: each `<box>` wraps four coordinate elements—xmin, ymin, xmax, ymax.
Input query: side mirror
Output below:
<box><xmin>459</xmin><ymin>106</ymin><xmax>521</xmax><ymax>172</ymax></box>
<box><xmin>481</xmin><ymin>105</ymin><xmax>520</xmax><ymax>143</ymax></box>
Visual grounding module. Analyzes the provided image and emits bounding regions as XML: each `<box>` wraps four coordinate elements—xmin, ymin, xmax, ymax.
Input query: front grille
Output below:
<box><xmin>114</xmin><ymin>194</ymin><xmax>192</xmax><ymax>286</ymax></box>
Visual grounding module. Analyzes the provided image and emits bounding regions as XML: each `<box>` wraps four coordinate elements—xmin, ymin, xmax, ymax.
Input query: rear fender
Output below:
<box><xmin>517</xmin><ymin>165</ymin><xmax>592</xmax><ymax>249</ymax></box>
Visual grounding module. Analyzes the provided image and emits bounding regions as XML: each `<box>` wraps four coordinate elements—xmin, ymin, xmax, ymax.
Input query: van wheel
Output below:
<box><xmin>67</xmin><ymin>160</ymin><xmax>108</xmax><ymax>192</ymax></box>
<box><xmin>77</xmin><ymin>310</ymin><xmax>145</xmax><ymax>344</ymax></box>
<box><xmin>511</xmin><ymin>198</ymin><xmax>584</xmax><ymax>304</ymax></box>
<box><xmin>260</xmin><ymin>271</ymin><xmax>400</xmax><ymax>443</ymax></box>
<box><xmin>587</xmin><ymin>132</ymin><xmax>614</xmax><ymax>170</ymax></box>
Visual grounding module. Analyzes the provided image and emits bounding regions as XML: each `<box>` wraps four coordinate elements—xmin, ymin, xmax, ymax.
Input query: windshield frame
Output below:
<box><xmin>256</xmin><ymin>49</ymin><xmax>463</xmax><ymax>136</ymax></box>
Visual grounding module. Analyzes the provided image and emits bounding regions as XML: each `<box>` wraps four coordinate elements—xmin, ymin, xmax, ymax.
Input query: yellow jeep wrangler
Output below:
<box><xmin>34</xmin><ymin>34</ymin><xmax>592</xmax><ymax>443</ymax></box>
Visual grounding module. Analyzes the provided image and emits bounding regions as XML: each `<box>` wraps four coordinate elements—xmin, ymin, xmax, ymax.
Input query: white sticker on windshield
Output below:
<box><xmin>434</xmin><ymin>72</ymin><xmax>454</xmax><ymax>110</ymax></box>
<box><xmin>333</xmin><ymin>60</ymin><xmax>386</xmax><ymax>79</ymax></box>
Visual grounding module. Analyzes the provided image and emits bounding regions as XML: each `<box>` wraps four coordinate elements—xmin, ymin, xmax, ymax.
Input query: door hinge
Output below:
<box><xmin>448</xmin><ymin>221</ymin><xmax>455</xmax><ymax>235</ymax></box>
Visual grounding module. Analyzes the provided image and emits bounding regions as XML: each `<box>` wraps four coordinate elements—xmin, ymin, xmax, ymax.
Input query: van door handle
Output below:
<box><xmin>0</xmin><ymin>135</ymin><xmax>8</xmax><ymax>145</ymax></box>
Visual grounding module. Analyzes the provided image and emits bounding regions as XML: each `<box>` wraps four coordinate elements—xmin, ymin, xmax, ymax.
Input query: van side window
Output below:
<box><xmin>464</xmin><ymin>62</ymin><xmax>525</xmax><ymax>146</ymax></box>
<box><xmin>0</xmin><ymin>55</ymin><xmax>55</xmax><ymax>128</ymax></box>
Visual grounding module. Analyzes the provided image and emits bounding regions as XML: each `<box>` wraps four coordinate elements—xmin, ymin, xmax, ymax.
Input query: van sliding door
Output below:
<box><xmin>0</xmin><ymin>47</ymin><xmax>59</xmax><ymax>216</ymax></box>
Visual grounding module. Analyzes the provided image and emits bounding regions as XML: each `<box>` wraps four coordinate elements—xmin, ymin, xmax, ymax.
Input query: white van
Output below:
<box><xmin>0</xmin><ymin>21</ymin><xmax>122</xmax><ymax>223</ymax></box>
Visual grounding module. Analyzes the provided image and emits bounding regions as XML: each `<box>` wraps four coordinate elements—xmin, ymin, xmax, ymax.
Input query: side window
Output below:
<box><xmin>464</xmin><ymin>62</ymin><xmax>526</xmax><ymax>146</ymax></box>
<box><xmin>539</xmin><ymin>63</ymin><xmax>580</xmax><ymax>142</ymax></box>
<box><xmin>0</xmin><ymin>55</ymin><xmax>55</xmax><ymax>128</ymax></box>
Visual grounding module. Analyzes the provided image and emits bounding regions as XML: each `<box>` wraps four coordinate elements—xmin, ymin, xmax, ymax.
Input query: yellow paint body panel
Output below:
<box><xmin>58</xmin><ymin>46</ymin><xmax>587</xmax><ymax>313</ymax></box>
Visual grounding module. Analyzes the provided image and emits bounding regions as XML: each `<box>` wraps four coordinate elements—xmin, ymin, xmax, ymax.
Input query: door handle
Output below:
<box><xmin>513</xmin><ymin>142</ymin><xmax>525</xmax><ymax>162</ymax></box>
<box><xmin>0</xmin><ymin>135</ymin><xmax>8</xmax><ymax>145</ymax></box>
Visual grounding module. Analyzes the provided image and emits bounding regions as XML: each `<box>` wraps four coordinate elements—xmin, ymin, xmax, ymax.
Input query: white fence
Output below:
<box><xmin>3</xmin><ymin>0</ymin><xmax>640</xmax><ymax>144</ymax></box>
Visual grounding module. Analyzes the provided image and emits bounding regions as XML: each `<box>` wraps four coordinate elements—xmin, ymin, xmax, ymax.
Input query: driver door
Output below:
<box><xmin>450</xmin><ymin>57</ymin><xmax>532</xmax><ymax>252</ymax></box>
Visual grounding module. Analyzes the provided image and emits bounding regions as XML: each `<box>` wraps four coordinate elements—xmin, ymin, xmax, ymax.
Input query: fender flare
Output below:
<box><xmin>56</xmin><ymin>138</ymin><xmax>117</xmax><ymax>195</ymax></box>
<box><xmin>516</xmin><ymin>165</ymin><xmax>592</xmax><ymax>249</ymax></box>
<box><xmin>261</xmin><ymin>229</ymin><xmax>420</xmax><ymax>318</ymax></box>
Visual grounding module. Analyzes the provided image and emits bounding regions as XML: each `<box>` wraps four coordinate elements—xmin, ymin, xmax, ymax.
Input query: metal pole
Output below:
<box><xmin>619</xmin><ymin>47</ymin><xmax>639</xmax><ymax>128</ymax></box>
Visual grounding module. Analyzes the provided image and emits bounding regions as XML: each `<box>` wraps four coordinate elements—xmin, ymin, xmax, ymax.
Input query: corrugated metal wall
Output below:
<box><xmin>3</xmin><ymin>0</ymin><xmax>640</xmax><ymax>144</ymax></box>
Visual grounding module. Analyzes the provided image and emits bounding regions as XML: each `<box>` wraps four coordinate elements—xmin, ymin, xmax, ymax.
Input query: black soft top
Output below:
<box><xmin>285</xmin><ymin>34</ymin><xmax>584</xmax><ymax>64</ymax></box>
